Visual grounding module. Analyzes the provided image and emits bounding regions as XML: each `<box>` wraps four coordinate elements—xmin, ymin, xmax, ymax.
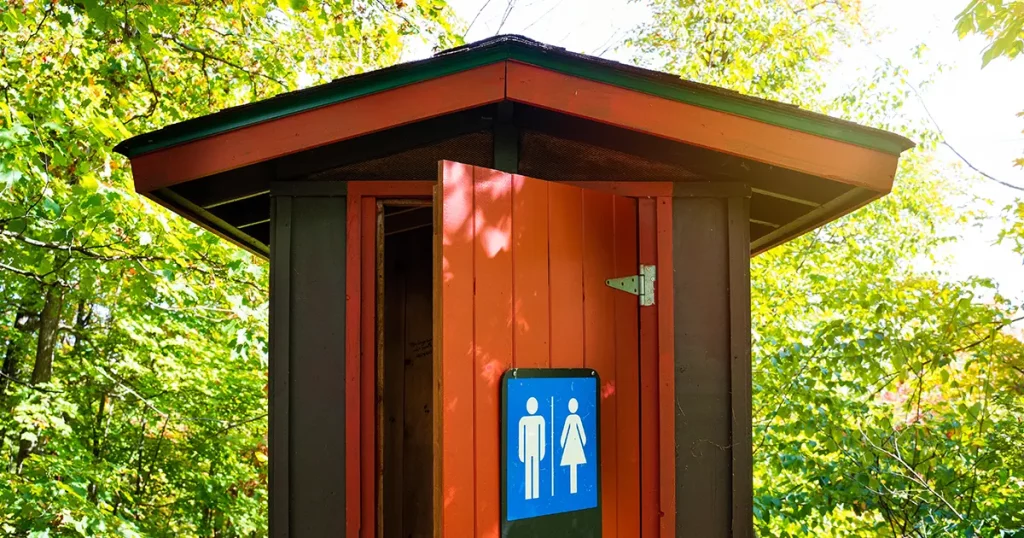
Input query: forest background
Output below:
<box><xmin>1</xmin><ymin>0</ymin><xmax>1022</xmax><ymax>536</ymax></box>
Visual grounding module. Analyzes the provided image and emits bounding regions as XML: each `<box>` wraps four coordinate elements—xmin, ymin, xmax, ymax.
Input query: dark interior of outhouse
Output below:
<box><xmin>380</xmin><ymin>202</ymin><xmax>434</xmax><ymax>538</ymax></box>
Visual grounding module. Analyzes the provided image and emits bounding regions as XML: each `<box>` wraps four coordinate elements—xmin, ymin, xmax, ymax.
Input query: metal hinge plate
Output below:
<box><xmin>605</xmin><ymin>264</ymin><xmax>656</xmax><ymax>306</ymax></box>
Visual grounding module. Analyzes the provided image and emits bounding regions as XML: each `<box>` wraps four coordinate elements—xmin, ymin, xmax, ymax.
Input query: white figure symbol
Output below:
<box><xmin>518</xmin><ymin>397</ymin><xmax>546</xmax><ymax>500</ymax></box>
<box><xmin>559</xmin><ymin>398</ymin><xmax>587</xmax><ymax>494</ymax></box>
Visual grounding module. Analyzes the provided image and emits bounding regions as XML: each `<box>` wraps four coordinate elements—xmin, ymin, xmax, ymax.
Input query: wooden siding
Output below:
<box><xmin>270</xmin><ymin>194</ymin><xmax>348</xmax><ymax>537</ymax></box>
<box><xmin>671</xmin><ymin>184</ymin><xmax>752</xmax><ymax>537</ymax></box>
<box><xmin>437</xmin><ymin>162</ymin><xmax>651</xmax><ymax>537</ymax></box>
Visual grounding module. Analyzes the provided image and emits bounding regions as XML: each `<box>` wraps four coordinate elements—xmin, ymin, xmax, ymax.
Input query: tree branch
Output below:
<box><xmin>1</xmin><ymin>229</ymin><xmax>263</xmax><ymax>292</ymax></box>
<box><xmin>0</xmin><ymin>371</ymin><xmax>63</xmax><ymax>394</ymax></box>
<box><xmin>0</xmin><ymin>260</ymin><xmax>66</xmax><ymax>287</ymax></box>
<box><xmin>154</xmin><ymin>33</ymin><xmax>288</xmax><ymax>90</ymax></box>
<box><xmin>907</xmin><ymin>80</ymin><xmax>1024</xmax><ymax>192</ymax></box>
<box><xmin>860</xmin><ymin>429</ymin><xmax>965</xmax><ymax>520</ymax></box>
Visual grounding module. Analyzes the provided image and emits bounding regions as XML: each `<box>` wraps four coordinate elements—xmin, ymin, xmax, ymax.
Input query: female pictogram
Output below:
<box><xmin>558</xmin><ymin>397</ymin><xmax>587</xmax><ymax>494</ymax></box>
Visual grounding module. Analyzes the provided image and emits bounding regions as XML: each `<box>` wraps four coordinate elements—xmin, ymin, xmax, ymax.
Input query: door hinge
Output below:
<box><xmin>605</xmin><ymin>265</ymin><xmax>656</xmax><ymax>306</ymax></box>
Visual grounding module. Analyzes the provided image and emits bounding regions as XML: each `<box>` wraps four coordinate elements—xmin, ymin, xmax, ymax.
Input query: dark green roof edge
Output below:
<box><xmin>115</xmin><ymin>37</ymin><xmax>914</xmax><ymax>159</ymax></box>
<box><xmin>114</xmin><ymin>45</ymin><xmax>513</xmax><ymax>158</ymax></box>
<box><xmin>510</xmin><ymin>47</ymin><xmax>916</xmax><ymax>155</ymax></box>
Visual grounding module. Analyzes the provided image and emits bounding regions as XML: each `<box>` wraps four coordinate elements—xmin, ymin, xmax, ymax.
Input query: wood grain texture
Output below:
<box><xmin>472</xmin><ymin>165</ymin><xmax>514</xmax><ymax>538</ymax></box>
<box><xmin>582</xmin><ymin>189</ymin><xmax>619</xmax><ymax>536</ymax></box>
<box><xmin>361</xmin><ymin>197</ymin><xmax>377</xmax><ymax>538</ymax></box>
<box><xmin>548</xmin><ymin>183</ymin><xmax>585</xmax><ymax>370</ymax></box>
<box><xmin>512</xmin><ymin>175</ymin><xmax>550</xmax><ymax>369</ymax></box>
<box><xmin>382</xmin><ymin>224</ymin><xmax>407</xmax><ymax>538</ymax></box>
<box><xmin>381</xmin><ymin>222</ymin><xmax>435</xmax><ymax>538</ymax></box>
<box><xmin>268</xmin><ymin>196</ymin><xmax>291</xmax><ymax>538</ymax></box>
<box><xmin>672</xmin><ymin>196</ymin><xmax>731</xmax><ymax>537</ymax></box>
<box><xmin>506</xmin><ymin>61</ymin><xmax>898</xmax><ymax>193</ymax></box>
<box><xmin>656</xmin><ymin>197</ymin><xmax>676</xmax><ymax>538</ymax></box>
<box><xmin>285</xmin><ymin>196</ymin><xmax>347</xmax><ymax>537</ymax></box>
<box><xmin>402</xmin><ymin>228</ymin><xmax>435</xmax><ymax>538</ymax></box>
<box><xmin>437</xmin><ymin>161</ymin><xmax>476</xmax><ymax>538</ymax></box>
<box><xmin>728</xmin><ymin>197</ymin><xmax>753</xmax><ymax>538</ymax></box>
<box><xmin>438</xmin><ymin>163</ymin><xmax>650</xmax><ymax>538</ymax></box>
<box><xmin>638</xmin><ymin>198</ymin><xmax>659</xmax><ymax>538</ymax></box>
<box><xmin>345</xmin><ymin>194</ymin><xmax>362</xmax><ymax>538</ymax></box>
<box><xmin>613</xmin><ymin>196</ymin><xmax>640</xmax><ymax>537</ymax></box>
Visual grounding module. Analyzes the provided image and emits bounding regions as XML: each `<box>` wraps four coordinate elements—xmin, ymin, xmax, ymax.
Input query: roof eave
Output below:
<box><xmin>114</xmin><ymin>37</ymin><xmax>914</xmax><ymax>160</ymax></box>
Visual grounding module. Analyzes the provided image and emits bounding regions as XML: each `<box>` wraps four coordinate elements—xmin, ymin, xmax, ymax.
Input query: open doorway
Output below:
<box><xmin>378</xmin><ymin>201</ymin><xmax>434</xmax><ymax>538</ymax></box>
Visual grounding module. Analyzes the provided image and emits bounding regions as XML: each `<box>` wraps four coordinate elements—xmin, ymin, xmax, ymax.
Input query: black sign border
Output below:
<box><xmin>500</xmin><ymin>367</ymin><xmax>603</xmax><ymax>538</ymax></box>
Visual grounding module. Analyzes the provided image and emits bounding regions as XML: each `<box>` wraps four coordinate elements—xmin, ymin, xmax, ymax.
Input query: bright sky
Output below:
<box><xmin>429</xmin><ymin>0</ymin><xmax>1024</xmax><ymax>299</ymax></box>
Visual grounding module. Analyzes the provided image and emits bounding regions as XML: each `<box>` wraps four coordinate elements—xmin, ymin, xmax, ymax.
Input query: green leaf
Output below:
<box><xmin>0</xmin><ymin>167</ymin><xmax>22</xmax><ymax>187</ymax></box>
<box><xmin>42</xmin><ymin>197</ymin><xmax>60</xmax><ymax>216</ymax></box>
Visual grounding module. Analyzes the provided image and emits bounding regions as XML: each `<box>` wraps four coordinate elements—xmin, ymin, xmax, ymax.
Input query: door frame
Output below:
<box><xmin>345</xmin><ymin>179</ymin><xmax>676</xmax><ymax>538</ymax></box>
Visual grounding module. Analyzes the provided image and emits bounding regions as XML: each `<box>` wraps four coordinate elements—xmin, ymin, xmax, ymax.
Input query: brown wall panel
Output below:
<box><xmin>270</xmin><ymin>194</ymin><xmax>348</xmax><ymax>537</ymax></box>
<box><xmin>672</xmin><ymin>189</ymin><xmax>752</xmax><ymax>537</ymax></box>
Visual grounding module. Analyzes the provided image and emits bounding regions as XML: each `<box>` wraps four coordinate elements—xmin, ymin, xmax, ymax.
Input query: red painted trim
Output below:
<box><xmin>131</xmin><ymin>64</ymin><xmax>507</xmax><ymax>191</ymax></box>
<box><xmin>564</xmin><ymin>181</ymin><xmax>673</xmax><ymax>197</ymax></box>
<box><xmin>613</xmin><ymin>195</ymin><xmax>641</xmax><ymax>536</ymax></box>
<box><xmin>638</xmin><ymin>198</ymin><xmax>660</xmax><ymax>537</ymax></box>
<box><xmin>345</xmin><ymin>194</ymin><xmax>362</xmax><ymax>538</ymax></box>
<box><xmin>507</xmin><ymin>62</ymin><xmax>897</xmax><ymax>193</ymax></box>
<box><xmin>348</xmin><ymin>181</ymin><xmax>434</xmax><ymax>198</ymax></box>
<box><xmin>656</xmin><ymin>197</ymin><xmax>676</xmax><ymax>537</ymax></box>
<box><xmin>359</xmin><ymin>197</ymin><xmax>377</xmax><ymax>538</ymax></box>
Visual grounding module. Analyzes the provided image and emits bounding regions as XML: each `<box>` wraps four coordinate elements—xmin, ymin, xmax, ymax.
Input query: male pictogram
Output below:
<box><xmin>518</xmin><ymin>396</ymin><xmax>546</xmax><ymax>500</ymax></box>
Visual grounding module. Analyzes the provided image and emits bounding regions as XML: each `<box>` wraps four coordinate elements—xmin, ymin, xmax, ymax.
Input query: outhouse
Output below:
<box><xmin>115</xmin><ymin>35</ymin><xmax>913</xmax><ymax>538</ymax></box>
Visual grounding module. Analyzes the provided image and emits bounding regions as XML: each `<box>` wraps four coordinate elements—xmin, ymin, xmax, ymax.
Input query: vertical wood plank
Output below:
<box><xmin>288</xmin><ymin>196</ymin><xmax>346</xmax><ymax>537</ymax></box>
<box><xmin>438</xmin><ymin>161</ymin><xmax>476</xmax><ymax>538</ymax></box>
<box><xmin>728</xmin><ymin>197</ymin><xmax>753</xmax><ymax>538</ymax></box>
<box><xmin>473</xmin><ymin>165</ymin><xmax>515</xmax><ymax>538</ymax></box>
<box><xmin>383</xmin><ymin>225</ymin><xmax>406</xmax><ymax>538</ymax></box>
<box><xmin>673</xmin><ymin>196</ymin><xmax>730</xmax><ymax>536</ymax></box>
<box><xmin>402</xmin><ymin>225</ymin><xmax>436</xmax><ymax>538</ymax></box>
<box><xmin>433</xmin><ymin>184</ymin><xmax>443</xmax><ymax>538</ymax></box>
<box><xmin>638</xmin><ymin>198</ymin><xmax>659</xmax><ymax>538</ymax></box>
<box><xmin>656</xmin><ymin>197</ymin><xmax>676</xmax><ymax>538</ymax></box>
<box><xmin>345</xmin><ymin>195</ymin><xmax>361</xmax><ymax>538</ymax></box>
<box><xmin>360</xmin><ymin>197</ymin><xmax>376</xmax><ymax>538</ymax></box>
<box><xmin>613</xmin><ymin>196</ymin><xmax>641</xmax><ymax>538</ymax></box>
<box><xmin>582</xmin><ymin>189</ymin><xmax>618</xmax><ymax>537</ymax></box>
<box><xmin>269</xmin><ymin>196</ymin><xmax>292</xmax><ymax>538</ymax></box>
<box><xmin>512</xmin><ymin>175</ymin><xmax>550</xmax><ymax>369</ymax></box>
<box><xmin>548</xmin><ymin>183</ymin><xmax>585</xmax><ymax>369</ymax></box>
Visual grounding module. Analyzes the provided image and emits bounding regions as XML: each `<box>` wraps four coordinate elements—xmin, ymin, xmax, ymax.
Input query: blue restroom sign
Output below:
<box><xmin>501</xmin><ymin>368</ymin><xmax>601</xmax><ymax>536</ymax></box>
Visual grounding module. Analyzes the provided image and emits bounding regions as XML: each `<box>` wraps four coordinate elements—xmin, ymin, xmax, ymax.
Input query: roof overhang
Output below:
<box><xmin>115</xmin><ymin>35</ymin><xmax>914</xmax><ymax>257</ymax></box>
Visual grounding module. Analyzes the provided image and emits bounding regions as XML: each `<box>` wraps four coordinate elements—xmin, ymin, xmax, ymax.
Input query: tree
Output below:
<box><xmin>631</xmin><ymin>1</ymin><xmax>1024</xmax><ymax>535</ymax></box>
<box><xmin>627</xmin><ymin>0</ymin><xmax>866</xmax><ymax>106</ymax></box>
<box><xmin>955</xmin><ymin>0</ymin><xmax>1024</xmax><ymax>267</ymax></box>
<box><xmin>0</xmin><ymin>1</ymin><xmax>457</xmax><ymax>536</ymax></box>
<box><xmin>955</xmin><ymin>0</ymin><xmax>1024</xmax><ymax>67</ymax></box>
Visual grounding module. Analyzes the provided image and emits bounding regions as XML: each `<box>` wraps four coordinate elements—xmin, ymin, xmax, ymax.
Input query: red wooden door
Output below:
<box><xmin>435</xmin><ymin>161</ymin><xmax>641</xmax><ymax>538</ymax></box>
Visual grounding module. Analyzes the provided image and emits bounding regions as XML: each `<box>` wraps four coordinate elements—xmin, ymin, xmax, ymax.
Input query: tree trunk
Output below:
<box><xmin>15</xmin><ymin>285</ymin><xmax>65</xmax><ymax>471</ymax></box>
<box><xmin>0</xmin><ymin>336</ymin><xmax>18</xmax><ymax>401</ymax></box>
<box><xmin>29</xmin><ymin>285</ymin><xmax>65</xmax><ymax>385</ymax></box>
<box><xmin>0</xmin><ymin>336</ymin><xmax>18</xmax><ymax>454</ymax></box>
